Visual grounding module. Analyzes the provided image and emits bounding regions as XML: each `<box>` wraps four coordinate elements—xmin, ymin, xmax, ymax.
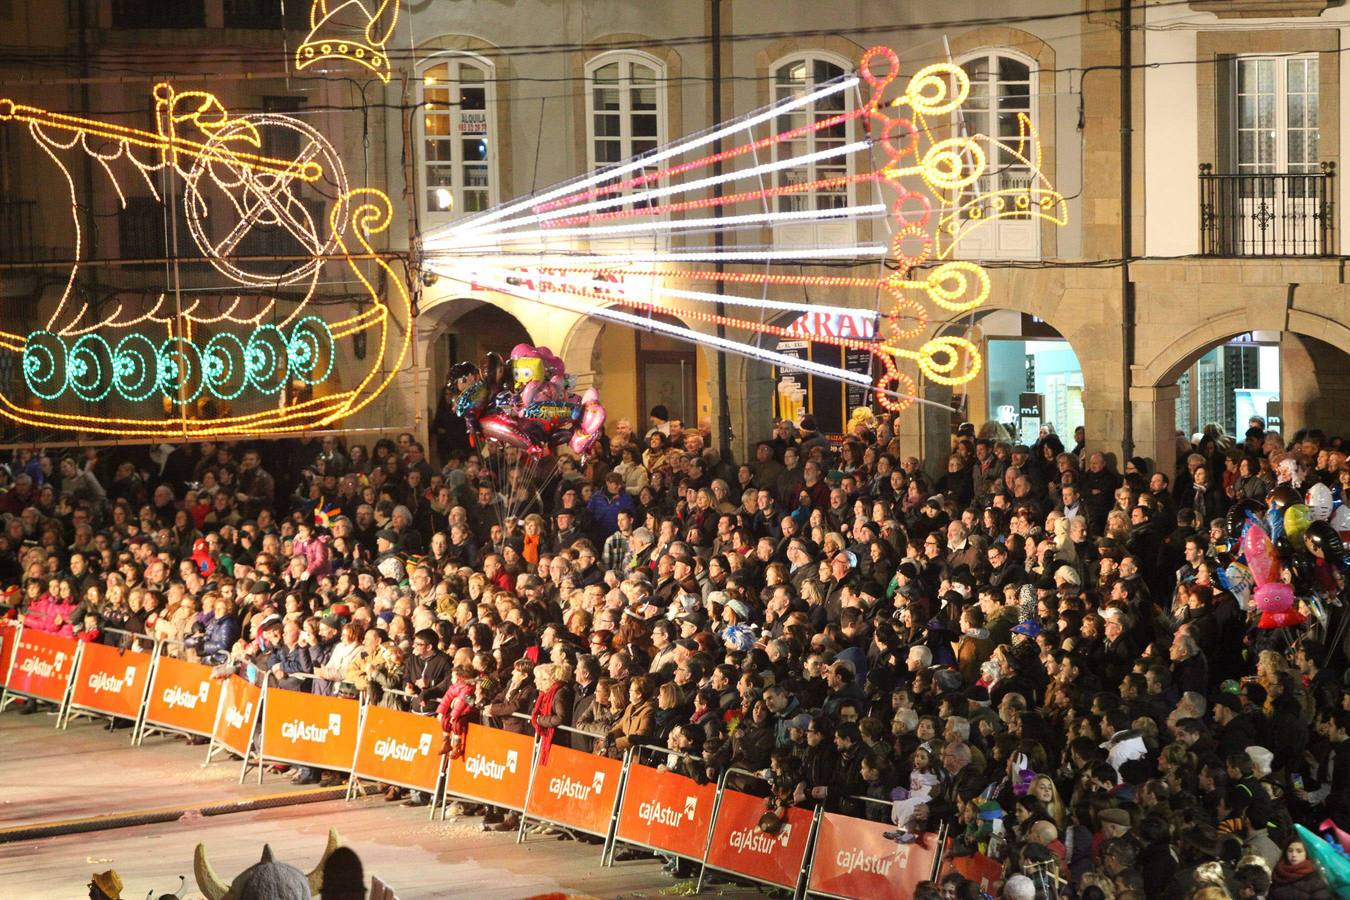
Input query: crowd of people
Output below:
<box><xmin>5</xmin><ymin>407</ymin><xmax>1350</xmax><ymax>899</ymax></box>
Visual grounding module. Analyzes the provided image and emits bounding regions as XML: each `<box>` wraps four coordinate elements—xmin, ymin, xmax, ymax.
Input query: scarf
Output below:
<box><xmin>523</xmin><ymin>533</ymin><xmax>540</xmax><ymax>565</ymax></box>
<box><xmin>531</xmin><ymin>682</ymin><xmax>563</xmax><ymax>765</ymax></box>
<box><xmin>1273</xmin><ymin>858</ymin><xmax>1317</xmax><ymax>883</ymax></box>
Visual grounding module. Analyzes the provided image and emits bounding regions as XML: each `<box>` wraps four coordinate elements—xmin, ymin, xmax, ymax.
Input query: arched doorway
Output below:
<box><xmin>942</xmin><ymin>309</ymin><xmax>1087</xmax><ymax>445</ymax></box>
<box><xmin>1133</xmin><ymin>308</ymin><xmax>1350</xmax><ymax>476</ymax></box>
<box><xmin>563</xmin><ymin>310</ymin><xmax>711</xmax><ymax>434</ymax></box>
<box><xmin>422</xmin><ymin>300</ymin><xmax>534</xmax><ymax>460</ymax></box>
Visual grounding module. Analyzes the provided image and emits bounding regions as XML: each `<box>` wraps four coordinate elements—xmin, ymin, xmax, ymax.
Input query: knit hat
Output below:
<box><xmin>722</xmin><ymin>623</ymin><xmax>755</xmax><ymax>653</ymax></box>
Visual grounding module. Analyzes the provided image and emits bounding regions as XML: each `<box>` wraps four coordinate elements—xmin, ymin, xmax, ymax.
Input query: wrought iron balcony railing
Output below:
<box><xmin>1199</xmin><ymin>163</ymin><xmax>1335</xmax><ymax>257</ymax></box>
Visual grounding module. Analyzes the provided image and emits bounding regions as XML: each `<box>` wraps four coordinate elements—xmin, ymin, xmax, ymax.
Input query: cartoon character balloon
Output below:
<box><xmin>449</xmin><ymin>344</ymin><xmax>605</xmax><ymax>459</ymax></box>
<box><xmin>1243</xmin><ymin>520</ymin><xmax>1304</xmax><ymax>629</ymax></box>
<box><xmin>1307</xmin><ymin>483</ymin><xmax>1334</xmax><ymax>522</ymax></box>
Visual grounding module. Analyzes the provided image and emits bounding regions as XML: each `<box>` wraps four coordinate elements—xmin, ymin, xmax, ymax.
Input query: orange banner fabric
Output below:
<box><xmin>525</xmin><ymin>743</ymin><xmax>623</xmax><ymax>836</ymax></box>
<box><xmin>807</xmin><ymin>812</ymin><xmax>939</xmax><ymax>899</ymax></box>
<box><xmin>259</xmin><ymin>687</ymin><xmax>360</xmax><ymax>772</ymax></box>
<box><xmin>67</xmin><ymin>641</ymin><xmax>153</xmax><ymax>719</ymax></box>
<box><xmin>704</xmin><ymin>790</ymin><xmax>813</xmax><ymax>888</ymax></box>
<box><xmin>142</xmin><ymin>657</ymin><xmax>223</xmax><ymax>737</ymax></box>
<box><xmin>614</xmin><ymin>763</ymin><xmax>717</xmax><ymax>860</ymax></box>
<box><xmin>351</xmin><ymin>705</ymin><xmax>445</xmax><ymax>793</ymax></box>
<box><xmin>6</xmin><ymin>628</ymin><xmax>78</xmax><ymax>702</ymax></box>
<box><xmin>445</xmin><ymin>723</ymin><xmax>533</xmax><ymax>810</ymax></box>
<box><xmin>212</xmin><ymin>674</ymin><xmax>262</xmax><ymax>758</ymax></box>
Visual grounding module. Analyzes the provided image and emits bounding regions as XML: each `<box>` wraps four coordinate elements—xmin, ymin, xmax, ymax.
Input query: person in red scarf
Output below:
<box><xmin>437</xmin><ymin>665</ymin><xmax>479</xmax><ymax>760</ymax></box>
<box><xmin>1270</xmin><ymin>839</ymin><xmax>1333</xmax><ymax>900</ymax></box>
<box><xmin>530</xmin><ymin>663</ymin><xmax>573</xmax><ymax>765</ymax></box>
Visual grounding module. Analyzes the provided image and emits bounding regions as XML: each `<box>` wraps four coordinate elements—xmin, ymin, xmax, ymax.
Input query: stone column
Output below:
<box><xmin>1128</xmin><ymin>381</ymin><xmax>1180</xmax><ymax>478</ymax></box>
<box><xmin>892</xmin><ymin>383</ymin><xmax>953</xmax><ymax>483</ymax></box>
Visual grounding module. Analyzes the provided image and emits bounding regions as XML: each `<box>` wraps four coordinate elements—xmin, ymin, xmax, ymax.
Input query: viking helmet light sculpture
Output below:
<box><xmin>194</xmin><ymin>828</ymin><xmax>341</xmax><ymax>900</ymax></box>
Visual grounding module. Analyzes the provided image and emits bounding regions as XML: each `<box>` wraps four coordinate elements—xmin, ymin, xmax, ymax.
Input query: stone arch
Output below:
<box><xmin>1136</xmin><ymin>307</ymin><xmax>1350</xmax><ymax>388</ymax></box>
<box><xmin>558</xmin><ymin>305</ymin><xmax>718</xmax><ymax>436</ymax></box>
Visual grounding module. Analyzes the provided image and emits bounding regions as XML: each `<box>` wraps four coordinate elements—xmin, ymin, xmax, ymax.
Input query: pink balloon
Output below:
<box><xmin>1253</xmin><ymin>581</ymin><xmax>1293</xmax><ymax>613</ymax></box>
<box><xmin>479</xmin><ymin>413</ymin><xmax>547</xmax><ymax>457</ymax></box>
<box><xmin>1242</xmin><ymin>524</ymin><xmax>1281</xmax><ymax>585</ymax></box>
<box><xmin>1252</xmin><ymin>582</ymin><xmax>1305</xmax><ymax>629</ymax></box>
<box><xmin>568</xmin><ymin>389</ymin><xmax>606</xmax><ymax>458</ymax></box>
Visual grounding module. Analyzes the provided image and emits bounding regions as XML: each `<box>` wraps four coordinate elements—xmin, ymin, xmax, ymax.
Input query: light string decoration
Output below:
<box><xmin>421</xmin><ymin>46</ymin><xmax>1066</xmax><ymax>412</ymax></box>
<box><xmin>295</xmin><ymin>0</ymin><xmax>400</xmax><ymax>83</ymax></box>
<box><xmin>0</xmin><ymin>84</ymin><xmax>410</xmax><ymax>438</ymax></box>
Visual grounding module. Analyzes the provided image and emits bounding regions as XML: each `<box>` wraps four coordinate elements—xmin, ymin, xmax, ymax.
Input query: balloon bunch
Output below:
<box><xmin>450</xmin><ymin>343</ymin><xmax>606</xmax><ymax>459</ymax></box>
<box><xmin>1221</xmin><ymin>482</ymin><xmax>1350</xmax><ymax>630</ymax></box>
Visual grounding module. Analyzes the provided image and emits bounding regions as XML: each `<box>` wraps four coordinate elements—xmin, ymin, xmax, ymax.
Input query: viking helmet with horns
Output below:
<box><xmin>194</xmin><ymin>829</ymin><xmax>341</xmax><ymax>900</ymax></box>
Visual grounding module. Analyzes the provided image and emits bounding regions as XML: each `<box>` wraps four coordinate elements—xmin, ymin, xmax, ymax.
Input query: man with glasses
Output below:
<box><xmin>403</xmin><ymin>628</ymin><xmax>451</xmax><ymax>714</ymax></box>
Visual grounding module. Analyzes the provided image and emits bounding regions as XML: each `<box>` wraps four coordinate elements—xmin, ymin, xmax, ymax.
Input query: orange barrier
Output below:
<box><xmin>212</xmin><ymin>674</ymin><xmax>262</xmax><ymax>758</ymax></box>
<box><xmin>807</xmin><ymin>812</ymin><xmax>939</xmax><ymax>899</ymax></box>
<box><xmin>445</xmin><ymin>722</ymin><xmax>534</xmax><ymax>811</ymax></box>
<box><xmin>140</xmin><ymin>656</ymin><xmax>222</xmax><ymax>739</ymax></box>
<box><xmin>2</xmin><ymin>627</ymin><xmax>79</xmax><ymax>704</ymax></box>
<box><xmin>524</xmin><ymin>743</ymin><xmax>623</xmax><ymax>837</ymax></box>
<box><xmin>351</xmin><ymin>704</ymin><xmax>445</xmax><ymax>794</ymax></box>
<box><xmin>258</xmin><ymin>686</ymin><xmax>361</xmax><ymax>773</ymax></box>
<box><xmin>942</xmin><ymin>851</ymin><xmax>1004</xmax><ymax>893</ymax></box>
<box><xmin>614</xmin><ymin>762</ymin><xmax>717</xmax><ymax>861</ymax></box>
<box><xmin>0</xmin><ymin>621</ymin><xmax>17</xmax><ymax>688</ymax></box>
<box><xmin>703</xmin><ymin>789</ymin><xmax>813</xmax><ymax>890</ymax></box>
<box><xmin>64</xmin><ymin>641</ymin><xmax>153</xmax><ymax>722</ymax></box>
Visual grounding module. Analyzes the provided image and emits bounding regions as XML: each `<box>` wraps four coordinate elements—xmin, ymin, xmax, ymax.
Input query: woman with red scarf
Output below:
<box><xmin>1270</xmin><ymin>839</ymin><xmax>1333</xmax><ymax>900</ymax></box>
<box><xmin>530</xmin><ymin>663</ymin><xmax>573</xmax><ymax>764</ymax></box>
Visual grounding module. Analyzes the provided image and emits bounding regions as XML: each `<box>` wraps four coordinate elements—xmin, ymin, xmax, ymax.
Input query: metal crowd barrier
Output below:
<box><xmin>0</xmin><ymin>625</ymin><xmax>947</xmax><ymax>900</ymax></box>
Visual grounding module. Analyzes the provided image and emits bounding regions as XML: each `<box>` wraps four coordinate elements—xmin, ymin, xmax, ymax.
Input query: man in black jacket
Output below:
<box><xmin>403</xmin><ymin>628</ymin><xmax>451</xmax><ymax>714</ymax></box>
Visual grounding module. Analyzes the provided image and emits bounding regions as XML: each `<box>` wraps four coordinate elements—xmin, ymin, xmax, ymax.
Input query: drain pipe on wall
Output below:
<box><xmin>1120</xmin><ymin>0</ymin><xmax>1135</xmax><ymax>461</ymax></box>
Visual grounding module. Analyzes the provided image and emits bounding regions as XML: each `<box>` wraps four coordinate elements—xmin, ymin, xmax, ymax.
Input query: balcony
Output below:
<box><xmin>0</xmin><ymin>200</ymin><xmax>36</xmax><ymax>264</ymax></box>
<box><xmin>1199</xmin><ymin>163</ymin><xmax>1335</xmax><ymax>257</ymax></box>
<box><xmin>111</xmin><ymin>0</ymin><xmax>205</xmax><ymax>28</ymax></box>
<box><xmin>223</xmin><ymin>0</ymin><xmax>310</xmax><ymax>29</ymax></box>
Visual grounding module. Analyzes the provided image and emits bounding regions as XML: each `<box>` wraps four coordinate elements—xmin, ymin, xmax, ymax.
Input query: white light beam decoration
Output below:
<box><xmin>423</xmin><ymin>47</ymin><xmax>1067</xmax><ymax>412</ymax></box>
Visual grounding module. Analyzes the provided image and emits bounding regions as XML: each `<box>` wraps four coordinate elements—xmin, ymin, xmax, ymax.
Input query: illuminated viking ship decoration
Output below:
<box><xmin>0</xmin><ymin>83</ymin><xmax>411</xmax><ymax>438</ymax></box>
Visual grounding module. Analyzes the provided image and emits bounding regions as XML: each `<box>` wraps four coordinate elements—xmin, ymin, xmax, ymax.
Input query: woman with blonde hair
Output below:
<box><xmin>1029</xmin><ymin>773</ymin><xmax>1066</xmax><ymax>830</ymax></box>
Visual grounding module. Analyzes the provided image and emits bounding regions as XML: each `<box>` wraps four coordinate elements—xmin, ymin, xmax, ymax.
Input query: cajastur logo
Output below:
<box><xmin>19</xmin><ymin>649</ymin><xmax>66</xmax><ymax>679</ymax></box>
<box><xmin>281</xmin><ymin>715</ymin><xmax>339</xmax><ymax>744</ymax></box>
<box><xmin>374</xmin><ymin>733</ymin><xmax>433</xmax><ymax>763</ymax></box>
<box><xmin>162</xmin><ymin>681</ymin><xmax>211</xmax><ymax>710</ymax></box>
<box><xmin>547</xmin><ymin>771</ymin><xmax>605</xmax><ymax>801</ymax></box>
<box><xmin>464</xmin><ymin>749</ymin><xmax>519</xmax><ymax>780</ymax></box>
<box><xmin>88</xmin><ymin>666</ymin><xmax>137</xmax><ymax>694</ymax></box>
<box><xmin>224</xmin><ymin>701</ymin><xmax>254</xmax><ymax>729</ymax></box>
<box><xmin>835</xmin><ymin>846</ymin><xmax>902</xmax><ymax>876</ymax></box>
<box><xmin>728</xmin><ymin>823</ymin><xmax>794</xmax><ymax>854</ymax></box>
<box><xmin>638</xmin><ymin>796</ymin><xmax>697</xmax><ymax>828</ymax></box>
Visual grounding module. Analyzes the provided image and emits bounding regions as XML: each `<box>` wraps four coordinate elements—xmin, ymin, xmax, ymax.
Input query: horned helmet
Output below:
<box><xmin>194</xmin><ymin>829</ymin><xmax>340</xmax><ymax>900</ymax></box>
